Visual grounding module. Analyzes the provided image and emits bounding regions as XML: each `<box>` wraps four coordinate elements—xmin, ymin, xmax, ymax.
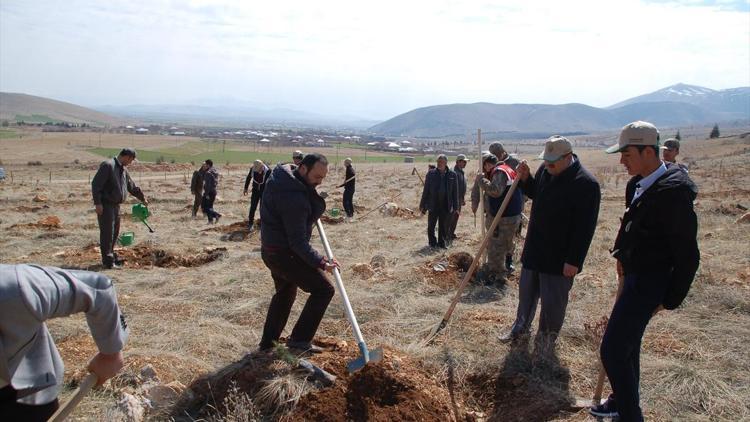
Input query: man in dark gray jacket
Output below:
<box><xmin>201</xmin><ymin>159</ymin><xmax>222</xmax><ymax>224</ymax></box>
<box><xmin>190</xmin><ymin>162</ymin><xmax>206</xmax><ymax>218</ymax></box>
<box><xmin>258</xmin><ymin>153</ymin><xmax>338</xmax><ymax>353</ymax></box>
<box><xmin>419</xmin><ymin>154</ymin><xmax>460</xmax><ymax>248</ymax></box>
<box><xmin>0</xmin><ymin>264</ymin><xmax>128</xmax><ymax>420</ymax></box>
<box><xmin>91</xmin><ymin>148</ymin><xmax>147</xmax><ymax>269</ymax></box>
<box><xmin>447</xmin><ymin>154</ymin><xmax>468</xmax><ymax>240</ymax></box>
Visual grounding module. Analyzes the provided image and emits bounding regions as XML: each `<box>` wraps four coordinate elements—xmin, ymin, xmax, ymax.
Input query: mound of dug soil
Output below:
<box><xmin>173</xmin><ymin>339</ymin><xmax>460</xmax><ymax>421</ymax></box>
<box><xmin>10</xmin><ymin>215</ymin><xmax>62</xmax><ymax>230</ymax></box>
<box><xmin>61</xmin><ymin>244</ymin><xmax>227</xmax><ymax>268</ymax></box>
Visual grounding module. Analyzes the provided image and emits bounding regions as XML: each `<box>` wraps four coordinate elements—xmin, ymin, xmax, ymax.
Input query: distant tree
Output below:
<box><xmin>1</xmin><ymin>120</ymin><xmax>8</xmax><ymax>127</ymax></box>
<box><xmin>709</xmin><ymin>123</ymin><xmax>720</xmax><ymax>139</ymax></box>
<box><xmin>675</xmin><ymin>130</ymin><xmax>681</xmax><ymax>141</ymax></box>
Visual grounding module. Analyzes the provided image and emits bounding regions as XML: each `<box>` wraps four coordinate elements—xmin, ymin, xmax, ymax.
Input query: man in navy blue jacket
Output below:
<box><xmin>258</xmin><ymin>153</ymin><xmax>338</xmax><ymax>353</ymax></box>
<box><xmin>419</xmin><ymin>154</ymin><xmax>460</xmax><ymax>248</ymax></box>
<box><xmin>592</xmin><ymin>121</ymin><xmax>699</xmax><ymax>421</ymax></box>
<box><xmin>500</xmin><ymin>136</ymin><xmax>601</xmax><ymax>345</ymax></box>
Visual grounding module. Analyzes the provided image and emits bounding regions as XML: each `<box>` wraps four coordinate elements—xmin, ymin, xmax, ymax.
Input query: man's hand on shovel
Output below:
<box><xmin>87</xmin><ymin>351</ymin><xmax>124</xmax><ymax>386</ymax></box>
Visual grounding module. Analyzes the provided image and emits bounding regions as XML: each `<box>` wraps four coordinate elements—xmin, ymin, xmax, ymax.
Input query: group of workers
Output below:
<box><xmin>1</xmin><ymin>121</ymin><xmax>697</xmax><ymax>422</ymax></box>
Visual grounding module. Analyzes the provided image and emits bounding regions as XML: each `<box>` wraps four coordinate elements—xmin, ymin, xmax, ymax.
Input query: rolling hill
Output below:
<box><xmin>0</xmin><ymin>92</ymin><xmax>124</xmax><ymax>126</ymax></box>
<box><xmin>370</xmin><ymin>83</ymin><xmax>750</xmax><ymax>137</ymax></box>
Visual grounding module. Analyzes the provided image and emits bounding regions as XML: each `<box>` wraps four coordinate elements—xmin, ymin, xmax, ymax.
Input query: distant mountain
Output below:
<box><xmin>371</xmin><ymin>83</ymin><xmax>750</xmax><ymax>137</ymax></box>
<box><xmin>0</xmin><ymin>92</ymin><xmax>123</xmax><ymax>126</ymax></box>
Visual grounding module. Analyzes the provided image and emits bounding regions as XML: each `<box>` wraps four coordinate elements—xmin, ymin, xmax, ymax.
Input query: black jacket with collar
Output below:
<box><xmin>419</xmin><ymin>167</ymin><xmax>459</xmax><ymax>214</ymax></box>
<box><xmin>612</xmin><ymin>163</ymin><xmax>699</xmax><ymax>310</ymax></box>
<box><xmin>244</xmin><ymin>165</ymin><xmax>271</xmax><ymax>193</ymax></box>
<box><xmin>260</xmin><ymin>164</ymin><xmax>327</xmax><ymax>268</ymax></box>
<box><xmin>520</xmin><ymin>157</ymin><xmax>601</xmax><ymax>275</ymax></box>
<box><xmin>91</xmin><ymin>157</ymin><xmax>145</xmax><ymax>206</ymax></box>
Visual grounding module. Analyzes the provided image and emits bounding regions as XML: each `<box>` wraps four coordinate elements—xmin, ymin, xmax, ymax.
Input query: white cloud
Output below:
<box><xmin>1</xmin><ymin>0</ymin><xmax>748</xmax><ymax>118</ymax></box>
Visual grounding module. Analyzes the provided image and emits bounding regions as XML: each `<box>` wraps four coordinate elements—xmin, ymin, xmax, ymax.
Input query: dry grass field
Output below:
<box><xmin>1</xmin><ymin>130</ymin><xmax>749</xmax><ymax>421</ymax></box>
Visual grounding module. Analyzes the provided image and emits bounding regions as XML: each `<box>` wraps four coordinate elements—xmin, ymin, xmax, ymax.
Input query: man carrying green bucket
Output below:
<box><xmin>91</xmin><ymin>148</ymin><xmax>148</xmax><ymax>269</ymax></box>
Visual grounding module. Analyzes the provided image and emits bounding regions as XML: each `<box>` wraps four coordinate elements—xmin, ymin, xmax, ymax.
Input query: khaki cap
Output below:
<box><xmin>606</xmin><ymin>121</ymin><xmax>660</xmax><ymax>154</ymax></box>
<box><xmin>253</xmin><ymin>159</ymin><xmax>264</xmax><ymax>171</ymax></box>
<box><xmin>292</xmin><ymin>150</ymin><xmax>304</xmax><ymax>159</ymax></box>
<box><xmin>538</xmin><ymin>136</ymin><xmax>573</xmax><ymax>161</ymax></box>
<box><xmin>456</xmin><ymin>154</ymin><xmax>468</xmax><ymax>162</ymax></box>
<box><xmin>436</xmin><ymin>154</ymin><xmax>448</xmax><ymax>162</ymax></box>
<box><xmin>343</xmin><ymin>157</ymin><xmax>352</xmax><ymax>165</ymax></box>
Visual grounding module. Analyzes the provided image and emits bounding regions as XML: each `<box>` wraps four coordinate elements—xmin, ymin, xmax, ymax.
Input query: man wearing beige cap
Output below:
<box><xmin>499</xmin><ymin>135</ymin><xmax>600</xmax><ymax>346</ymax></box>
<box><xmin>420</xmin><ymin>154</ymin><xmax>459</xmax><ymax>248</ymax></box>
<box><xmin>447</xmin><ymin>154</ymin><xmax>468</xmax><ymax>240</ymax></box>
<box><xmin>660</xmin><ymin>138</ymin><xmax>688</xmax><ymax>173</ymax></box>
<box><xmin>243</xmin><ymin>159</ymin><xmax>270</xmax><ymax>230</ymax></box>
<box><xmin>594</xmin><ymin>121</ymin><xmax>699</xmax><ymax>421</ymax></box>
<box><xmin>338</xmin><ymin>158</ymin><xmax>356</xmax><ymax>220</ymax></box>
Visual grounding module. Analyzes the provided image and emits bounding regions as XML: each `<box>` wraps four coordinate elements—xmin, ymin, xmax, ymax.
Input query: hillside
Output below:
<box><xmin>0</xmin><ymin>92</ymin><xmax>124</xmax><ymax>126</ymax></box>
<box><xmin>370</xmin><ymin>83</ymin><xmax>750</xmax><ymax>137</ymax></box>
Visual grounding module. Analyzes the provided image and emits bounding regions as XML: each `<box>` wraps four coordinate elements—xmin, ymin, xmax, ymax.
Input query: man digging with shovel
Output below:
<box><xmin>258</xmin><ymin>153</ymin><xmax>338</xmax><ymax>354</ymax></box>
<box><xmin>91</xmin><ymin>148</ymin><xmax>148</xmax><ymax>269</ymax></box>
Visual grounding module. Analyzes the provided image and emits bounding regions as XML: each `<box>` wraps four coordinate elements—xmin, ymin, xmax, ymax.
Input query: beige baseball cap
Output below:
<box><xmin>253</xmin><ymin>159</ymin><xmax>264</xmax><ymax>171</ymax></box>
<box><xmin>456</xmin><ymin>154</ymin><xmax>468</xmax><ymax>162</ymax></box>
<box><xmin>343</xmin><ymin>157</ymin><xmax>352</xmax><ymax>165</ymax></box>
<box><xmin>606</xmin><ymin>121</ymin><xmax>660</xmax><ymax>154</ymax></box>
<box><xmin>538</xmin><ymin>135</ymin><xmax>573</xmax><ymax>161</ymax></box>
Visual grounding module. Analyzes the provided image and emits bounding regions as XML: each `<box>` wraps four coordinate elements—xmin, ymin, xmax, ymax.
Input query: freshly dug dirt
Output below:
<box><xmin>173</xmin><ymin>339</ymin><xmax>460</xmax><ymax>422</ymax></box>
<box><xmin>10</xmin><ymin>215</ymin><xmax>62</xmax><ymax>230</ymax></box>
<box><xmin>61</xmin><ymin>243</ymin><xmax>227</xmax><ymax>268</ymax></box>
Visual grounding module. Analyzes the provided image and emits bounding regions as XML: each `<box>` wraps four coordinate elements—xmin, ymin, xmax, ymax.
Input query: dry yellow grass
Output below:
<box><xmin>1</xmin><ymin>131</ymin><xmax>749</xmax><ymax>421</ymax></box>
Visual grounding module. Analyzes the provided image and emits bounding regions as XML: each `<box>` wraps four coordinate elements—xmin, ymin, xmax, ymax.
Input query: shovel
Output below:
<box><xmin>423</xmin><ymin>176</ymin><xmax>520</xmax><ymax>345</ymax></box>
<box><xmin>48</xmin><ymin>373</ymin><xmax>98</xmax><ymax>422</ymax></box>
<box><xmin>316</xmin><ymin>219</ymin><xmax>383</xmax><ymax>372</ymax></box>
<box><xmin>131</xmin><ymin>203</ymin><xmax>154</xmax><ymax>233</ymax></box>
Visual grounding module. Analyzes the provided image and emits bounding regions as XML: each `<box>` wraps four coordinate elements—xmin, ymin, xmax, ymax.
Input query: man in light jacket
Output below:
<box><xmin>0</xmin><ymin>264</ymin><xmax>128</xmax><ymax>421</ymax></box>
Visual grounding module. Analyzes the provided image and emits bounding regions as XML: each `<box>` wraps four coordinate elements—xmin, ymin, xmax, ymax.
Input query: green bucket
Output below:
<box><xmin>132</xmin><ymin>203</ymin><xmax>150</xmax><ymax>221</ymax></box>
<box><xmin>330</xmin><ymin>208</ymin><xmax>340</xmax><ymax>218</ymax></box>
<box><xmin>118</xmin><ymin>231</ymin><xmax>134</xmax><ymax>246</ymax></box>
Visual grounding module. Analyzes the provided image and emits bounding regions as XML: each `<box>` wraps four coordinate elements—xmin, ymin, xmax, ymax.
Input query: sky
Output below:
<box><xmin>1</xmin><ymin>0</ymin><xmax>749</xmax><ymax>120</ymax></box>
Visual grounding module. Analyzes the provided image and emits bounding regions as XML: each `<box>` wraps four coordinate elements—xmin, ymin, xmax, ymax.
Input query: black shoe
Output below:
<box><xmin>498</xmin><ymin>331</ymin><xmax>528</xmax><ymax>344</ymax></box>
<box><xmin>103</xmin><ymin>262</ymin><xmax>122</xmax><ymax>270</ymax></box>
<box><xmin>589</xmin><ymin>395</ymin><xmax>618</xmax><ymax>418</ymax></box>
<box><xmin>215</xmin><ymin>214</ymin><xmax>222</xmax><ymax>224</ymax></box>
<box><xmin>505</xmin><ymin>254</ymin><xmax>515</xmax><ymax>273</ymax></box>
<box><xmin>286</xmin><ymin>341</ymin><xmax>325</xmax><ymax>354</ymax></box>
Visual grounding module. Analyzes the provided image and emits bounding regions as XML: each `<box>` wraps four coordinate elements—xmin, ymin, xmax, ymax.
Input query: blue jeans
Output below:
<box><xmin>600</xmin><ymin>272</ymin><xmax>668</xmax><ymax>422</ymax></box>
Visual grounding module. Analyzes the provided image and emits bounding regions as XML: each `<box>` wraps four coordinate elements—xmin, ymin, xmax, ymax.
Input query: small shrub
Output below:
<box><xmin>156</xmin><ymin>156</ymin><xmax>165</xmax><ymax>164</ymax></box>
<box><xmin>73</xmin><ymin>159</ymin><xmax>80</xmax><ymax>164</ymax></box>
<box><xmin>170</xmin><ymin>158</ymin><xmax>176</xmax><ymax>164</ymax></box>
<box><xmin>27</xmin><ymin>160</ymin><xmax>43</xmax><ymax>166</ymax></box>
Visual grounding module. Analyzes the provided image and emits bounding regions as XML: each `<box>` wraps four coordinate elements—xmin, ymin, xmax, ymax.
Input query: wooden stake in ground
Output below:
<box><xmin>48</xmin><ymin>373</ymin><xmax>98</xmax><ymax>422</ymax></box>
<box><xmin>423</xmin><ymin>176</ymin><xmax>520</xmax><ymax>345</ymax></box>
<box><xmin>411</xmin><ymin>167</ymin><xmax>424</xmax><ymax>185</ymax></box>
<box><xmin>477</xmin><ymin>129</ymin><xmax>484</xmax><ymax>238</ymax></box>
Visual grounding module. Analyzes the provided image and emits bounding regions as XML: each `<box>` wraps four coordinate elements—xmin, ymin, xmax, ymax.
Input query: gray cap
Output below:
<box><xmin>436</xmin><ymin>154</ymin><xmax>448</xmax><ymax>162</ymax></box>
<box><xmin>539</xmin><ymin>135</ymin><xmax>573</xmax><ymax>161</ymax></box>
<box><xmin>292</xmin><ymin>150</ymin><xmax>304</xmax><ymax>159</ymax></box>
<box><xmin>456</xmin><ymin>154</ymin><xmax>468</xmax><ymax>162</ymax></box>
<box><xmin>661</xmin><ymin>138</ymin><xmax>680</xmax><ymax>150</ymax></box>
<box><xmin>488</xmin><ymin>142</ymin><xmax>506</xmax><ymax>157</ymax></box>
<box><xmin>606</xmin><ymin>121</ymin><xmax>660</xmax><ymax>154</ymax></box>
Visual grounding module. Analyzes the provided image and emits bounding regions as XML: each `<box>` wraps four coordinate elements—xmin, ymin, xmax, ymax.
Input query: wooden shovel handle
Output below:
<box><xmin>48</xmin><ymin>373</ymin><xmax>98</xmax><ymax>422</ymax></box>
<box><xmin>592</xmin><ymin>274</ymin><xmax>625</xmax><ymax>403</ymax></box>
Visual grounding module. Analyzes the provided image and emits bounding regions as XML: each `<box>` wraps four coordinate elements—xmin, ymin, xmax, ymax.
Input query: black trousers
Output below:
<box><xmin>0</xmin><ymin>385</ymin><xmax>59</xmax><ymax>422</ymax></box>
<box><xmin>259</xmin><ymin>248</ymin><xmax>335</xmax><ymax>349</ymax></box>
<box><xmin>192</xmin><ymin>193</ymin><xmax>202</xmax><ymax>216</ymax></box>
<box><xmin>201</xmin><ymin>192</ymin><xmax>220</xmax><ymax>222</ymax></box>
<box><xmin>343</xmin><ymin>188</ymin><xmax>355</xmax><ymax>217</ymax></box>
<box><xmin>248</xmin><ymin>189</ymin><xmax>262</xmax><ymax>224</ymax></box>
<box><xmin>97</xmin><ymin>203</ymin><xmax>120</xmax><ymax>265</ymax></box>
<box><xmin>427</xmin><ymin>210</ymin><xmax>451</xmax><ymax>247</ymax></box>
<box><xmin>447</xmin><ymin>208</ymin><xmax>461</xmax><ymax>239</ymax></box>
<box><xmin>600</xmin><ymin>273</ymin><xmax>667</xmax><ymax>422</ymax></box>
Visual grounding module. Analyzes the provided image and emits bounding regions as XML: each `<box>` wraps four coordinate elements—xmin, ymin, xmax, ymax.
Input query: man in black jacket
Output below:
<box><xmin>591</xmin><ymin>121</ymin><xmax>700</xmax><ymax>421</ymax></box>
<box><xmin>500</xmin><ymin>136</ymin><xmax>601</xmax><ymax>344</ymax></box>
<box><xmin>244</xmin><ymin>160</ymin><xmax>270</xmax><ymax>230</ymax></box>
<box><xmin>258</xmin><ymin>153</ymin><xmax>338</xmax><ymax>353</ymax></box>
<box><xmin>419</xmin><ymin>154</ymin><xmax>460</xmax><ymax>249</ymax></box>
<box><xmin>339</xmin><ymin>158</ymin><xmax>356</xmax><ymax>219</ymax></box>
<box><xmin>91</xmin><ymin>148</ymin><xmax>148</xmax><ymax>269</ymax></box>
<box><xmin>190</xmin><ymin>163</ymin><xmax>206</xmax><ymax>218</ymax></box>
<box><xmin>447</xmin><ymin>154</ymin><xmax>468</xmax><ymax>240</ymax></box>
<box><xmin>201</xmin><ymin>159</ymin><xmax>222</xmax><ymax>224</ymax></box>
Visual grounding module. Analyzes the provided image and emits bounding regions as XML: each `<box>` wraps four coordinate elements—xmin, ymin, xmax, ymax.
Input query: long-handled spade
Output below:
<box><xmin>316</xmin><ymin>219</ymin><xmax>383</xmax><ymax>372</ymax></box>
<box><xmin>423</xmin><ymin>176</ymin><xmax>520</xmax><ymax>345</ymax></box>
<box><xmin>48</xmin><ymin>373</ymin><xmax>98</xmax><ymax>422</ymax></box>
<box><xmin>411</xmin><ymin>167</ymin><xmax>425</xmax><ymax>185</ymax></box>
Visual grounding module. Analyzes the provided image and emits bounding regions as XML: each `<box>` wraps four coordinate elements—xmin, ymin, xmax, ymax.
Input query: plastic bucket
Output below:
<box><xmin>330</xmin><ymin>208</ymin><xmax>340</xmax><ymax>218</ymax></box>
<box><xmin>118</xmin><ymin>231</ymin><xmax>134</xmax><ymax>246</ymax></box>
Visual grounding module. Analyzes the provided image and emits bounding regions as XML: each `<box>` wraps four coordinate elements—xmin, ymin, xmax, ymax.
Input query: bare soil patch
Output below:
<box><xmin>60</xmin><ymin>243</ymin><xmax>227</xmax><ymax>268</ymax></box>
